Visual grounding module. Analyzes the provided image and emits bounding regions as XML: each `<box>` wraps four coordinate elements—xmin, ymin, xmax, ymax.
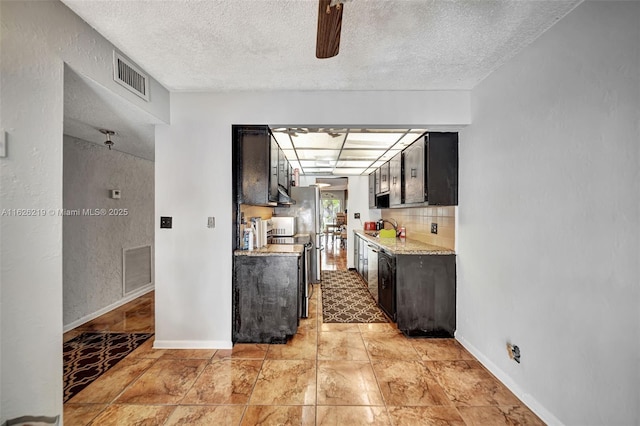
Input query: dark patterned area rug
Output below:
<box><xmin>63</xmin><ymin>332</ymin><xmax>153</xmax><ymax>402</ymax></box>
<box><xmin>321</xmin><ymin>270</ymin><xmax>389</xmax><ymax>323</ymax></box>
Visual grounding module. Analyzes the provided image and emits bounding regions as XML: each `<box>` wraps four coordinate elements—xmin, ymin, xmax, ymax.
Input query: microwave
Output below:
<box><xmin>270</xmin><ymin>216</ymin><xmax>296</xmax><ymax>236</ymax></box>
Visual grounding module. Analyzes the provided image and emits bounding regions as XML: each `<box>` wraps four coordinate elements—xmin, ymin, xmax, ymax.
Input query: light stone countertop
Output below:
<box><xmin>234</xmin><ymin>244</ymin><xmax>304</xmax><ymax>256</ymax></box>
<box><xmin>354</xmin><ymin>231</ymin><xmax>455</xmax><ymax>255</ymax></box>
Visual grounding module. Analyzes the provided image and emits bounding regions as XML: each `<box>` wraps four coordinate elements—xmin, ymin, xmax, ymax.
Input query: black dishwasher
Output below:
<box><xmin>378</xmin><ymin>250</ymin><xmax>396</xmax><ymax>321</ymax></box>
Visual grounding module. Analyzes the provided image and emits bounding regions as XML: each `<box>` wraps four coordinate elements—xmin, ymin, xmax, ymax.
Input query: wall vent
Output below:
<box><xmin>113</xmin><ymin>51</ymin><xmax>150</xmax><ymax>101</ymax></box>
<box><xmin>123</xmin><ymin>245</ymin><xmax>153</xmax><ymax>295</ymax></box>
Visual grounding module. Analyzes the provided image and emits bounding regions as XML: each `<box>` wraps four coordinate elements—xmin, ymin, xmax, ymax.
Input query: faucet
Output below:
<box><xmin>381</xmin><ymin>218</ymin><xmax>399</xmax><ymax>236</ymax></box>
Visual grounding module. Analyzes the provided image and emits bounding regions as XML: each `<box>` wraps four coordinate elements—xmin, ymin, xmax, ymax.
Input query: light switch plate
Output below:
<box><xmin>160</xmin><ymin>216</ymin><xmax>172</xmax><ymax>229</ymax></box>
<box><xmin>0</xmin><ymin>130</ymin><xmax>6</xmax><ymax>158</ymax></box>
<box><xmin>207</xmin><ymin>217</ymin><xmax>215</xmax><ymax>228</ymax></box>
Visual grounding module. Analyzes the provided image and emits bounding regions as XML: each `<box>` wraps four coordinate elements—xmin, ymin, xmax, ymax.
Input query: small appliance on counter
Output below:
<box><xmin>270</xmin><ymin>216</ymin><xmax>296</xmax><ymax>239</ymax></box>
<box><xmin>364</xmin><ymin>221</ymin><xmax>377</xmax><ymax>231</ymax></box>
<box><xmin>249</xmin><ymin>217</ymin><xmax>269</xmax><ymax>248</ymax></box>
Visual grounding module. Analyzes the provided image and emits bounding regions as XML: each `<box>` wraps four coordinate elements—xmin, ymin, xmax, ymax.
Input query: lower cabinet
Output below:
<box><xmin>378</xmin><ymin>250</ymin><xmax>396</xmax><ymax>321</ymax></box>
<box><xmin>396</xmin><ymin>254</ymin><xmax>456</xmax><ymax>337</ymax></box>
<box><xmin>233</xmin><ymin>254</ymin><xmax>300</xmax><ymax>343</ymax></box>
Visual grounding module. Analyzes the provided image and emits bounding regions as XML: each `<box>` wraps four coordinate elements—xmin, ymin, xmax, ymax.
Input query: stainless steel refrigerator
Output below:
<box><xmin>275</xmin><ymin>186</ymin><xmax>322</xmax><ymax>284</ymax></box>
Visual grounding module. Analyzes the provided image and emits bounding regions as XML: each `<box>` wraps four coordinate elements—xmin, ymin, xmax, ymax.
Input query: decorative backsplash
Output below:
<box><xmin>382</xmin><ymin>206</ymin><xmax>455</xmax><ymax>250</ymax></box>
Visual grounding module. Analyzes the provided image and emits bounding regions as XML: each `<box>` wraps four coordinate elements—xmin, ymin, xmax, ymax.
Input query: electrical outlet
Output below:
<box><xmin>207</xmin><ymin>216</ymin><xmax>215</xmax><ymax>228</ymax></box>
<box><xmin>431</xmin><ymin>223</ymin><xmax>438</xmax><ymax>234</ymax></box>
<box><xmin>354</xmin><ymin>213</ymin><xmax>360</xmax><ymax>219</ymax></box>
<box><xmin>160</xmin><ymin>216</ymin><xmax>172</xmax><ymax>229</ymax></box>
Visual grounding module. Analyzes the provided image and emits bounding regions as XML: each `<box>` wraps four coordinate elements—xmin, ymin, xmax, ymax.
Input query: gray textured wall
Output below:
<box><xmin>63</xmin><ymin>135</ymin><xmax>154</xmax><ymax>326</ymax></box>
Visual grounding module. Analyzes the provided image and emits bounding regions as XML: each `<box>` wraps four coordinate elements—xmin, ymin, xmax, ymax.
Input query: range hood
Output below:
<box><xmin>277</xmin><ymin>185</ymin><xmax>296</xmax><ymax>205</ymax></box>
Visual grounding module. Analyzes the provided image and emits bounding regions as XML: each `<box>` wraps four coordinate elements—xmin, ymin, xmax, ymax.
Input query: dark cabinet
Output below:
<box><xmin>278</xmin><ymin>147</ymin><xmax>289</xmax><ymax>189</ymax></box>
<box><xmin>233</xmin><ymin>125</ymin><xmax>291</xmax><ymax>207</ymax></box>
<box><xmin>404</xmin><ymin>133</ymin><xmax>458</xmax><ymax>206</ymax></box>
<box><xmin>378</xmin><ymin>250</ymin><xmax>396</xmax><ymax>321</ymax></box>
<box><xmin>389</xmin><ymin>152</ymin><xmax>402</xmax><ymax>207</ymax></box>
<box><xmin>403</xmin><ymin>139</ymin><xmax>424</xmax><ymax>204</ymax></box>
<box><xmin>233</xmin><ymin>254</ymin><xmax>301</xmax><ymax>343</ymax></box>
<box><xmin>269</xmin><ymin>135</ymin><xmax>279</xmax><ymax>202</ymax></box>
<box><xmin>233</xmin><ymin>125</ymin><xmax>276</xmax><ymax>206</ymax></box>
<box><xmin>395</xmin><ymin>254</ymin><xmax>456</xmax><ymax>337</ymax></box>
<box><xmin>379</xmin><ymin>161</ymin><xmax>390</xmax><ymax>194</ymax></box>
<box><xmin>368</xmin><ymin>173</ymin><xmax>376</xmax><ymax>208</ymax></box>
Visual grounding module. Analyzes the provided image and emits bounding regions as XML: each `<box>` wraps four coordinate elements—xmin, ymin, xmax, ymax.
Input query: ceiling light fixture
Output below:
<box><xmin>99</xmin><ymin>129</ymin><xmax>115</xmax><ymax>150</ymax></box>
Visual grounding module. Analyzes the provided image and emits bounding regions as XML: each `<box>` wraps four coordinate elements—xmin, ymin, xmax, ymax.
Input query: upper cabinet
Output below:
<box><xmin>270</xmin><ymin>134</ymin><xmax>279</xmax><ymax>201</ymax></box>
<box><xmin>405</xmin><ymin>133</ymin><xmax>458</xmax><ymax>206</ymax></box>
<box><xmin>277</xmin><ymin>146</ymin><xmax>289</xmax><ymax>190</ymax></box>
<box><xmin>369</xmin><ymin>132</ymin><xmax>458</xmax><ymax>209</ymax></box>
<box><xmin>389</xmin><ymin>152</ymin><xmax>403</xmax><ymax>207</ymax></box>
<box><xmin>233</xmin><ymin>125</ymin><xmax>290</xmax><ymax>206</ymax></box>
<box><xmin>379</xmin><ymin>161</ymin><xmax>390</xmax><ymax>194</ymax></box>
<box><xmin>368</xmin><ymin>172</ymin><xmax>376</xmax><ymax>208</ymax></box>
<box><xmin>403</xmin><ymin>139</ymin><xmax>425</xmax><ymax>204</ymax></box>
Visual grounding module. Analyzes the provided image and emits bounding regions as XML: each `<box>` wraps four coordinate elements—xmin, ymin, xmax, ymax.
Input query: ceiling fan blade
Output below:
<box><xmin>316</xmin><ymin>0</ymin><xmax>343</xmax><ymax>59</ymax></box>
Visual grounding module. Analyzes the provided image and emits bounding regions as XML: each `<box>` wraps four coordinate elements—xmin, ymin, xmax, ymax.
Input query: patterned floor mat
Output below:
<box><xmin>63</xmin><ymin>332</ymin><xmax>153</xmax><ymax>402</ymax></box>
<box><xmin>321</xmin><ymin>269</ymin><xmax>368</xmax><ymax>288</ymax></box>
<box><xmin>321</xmin><ymin>270</ymin><xmax>389</xmax><ymax>323</ymax></box>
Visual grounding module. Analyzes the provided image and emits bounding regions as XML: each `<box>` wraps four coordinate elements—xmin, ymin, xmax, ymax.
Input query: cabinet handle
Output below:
<box><xmin>392</xmin><ymin>176</ymin><xmax>397</xmax><ymax>185</ymax></box>
<box><xmin>411</xmin><ymin>168</ymin><xmax>417</xmax><ymax>178</ymax></box>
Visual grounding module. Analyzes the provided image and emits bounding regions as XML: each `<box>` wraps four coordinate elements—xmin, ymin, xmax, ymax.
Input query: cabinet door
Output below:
<box><xmin>361</xmin><ymin>237</ymin><xmax>368</xmax><ymax>282</ymax></box>
<box><xmin>389</xmin><ymin>152</ymin><xmax>402</xmax><ymax>206</ymax></box>
<box><xmin>354</xmin><ymin>234</ymin><xmax>360</xmax><ymax>274</ymax></box>
<box><xmin>233</xmin><ymin>255</ymin><xmax>300</xmax><ymax>343</ymax></box>
<box><xmin>235</xmin><ymin>126</ymin><xmax>272</xmax><ymax>206</ymax></box>
<box><xmin>378</xmin><ymin>252</ymin><xmax>396</xmax><ymax>321</ymax></box>
<box><xmin>426</xmin><ymin>133</ymin><xmax>459</xmax><ymax>206</ymax></box>
<box><xmin>375</xmin><ymin>169</ymin><xmax>381</xmax><ymax>195</ymax></box>
<box><xmin>404</xmin><ymin>138</ymin><xmax>425</xmax><ymax>204</ymax></box>
<box><xmin>379</xmin><ymin>161</ymin><xmax>390</xmax><ymax>193</ymax></box>
<box><xmin>368</xmin><ymin>173</ymin><xmax>376</xmax><ymax>208</ymax></box>
<box><xmin>395</xmin><ymin>254</ymin><xmax>456</xmax><ymax>337</ymax></box>
<box><xmin>269</xmin><ymin>136</ymin><xmax>279</xmax><ymax>202</ymax></box>
<box><xmin>278</xmin><ymin>147</ymin><xmax>288</xmax><ymax>189</ymax></box>
<box><xmin>367</xmin><ymin>244</ymin><xmax>378</xmax><ymax>302</ymax></box>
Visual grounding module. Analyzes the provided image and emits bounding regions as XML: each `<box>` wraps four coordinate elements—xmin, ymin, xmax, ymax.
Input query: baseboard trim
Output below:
<box><xmin>153</xmin><ymin>340</ymin><xmax>233</xmax><ymax>350</ymax></box>
<box><xmin>63</xmin><ymin>284</ymin><xmax>155</xmax><ymax>333</ymax></box>
<box><xmin>455</xmin><ymin>333</ymin><xmax>564</xmax><ymax>426</ymax></box>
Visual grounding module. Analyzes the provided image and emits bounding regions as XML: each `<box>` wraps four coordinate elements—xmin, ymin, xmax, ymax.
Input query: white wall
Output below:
<box><xmin>155</xmin><ymin>90</ymin><xmax>470</xmax><ymax>348</ymax></box>
<box><xmin>457</xmin><ymin>2</ymin><xmax>639</xmax><ymax>425</ymax></box>
<box><xmin>346</xmin><ymin>176</ymin><xmax>381</xmax><ymax>269</ymax></box>
<box><xmin>0</xmin><ymin>1</ymin><xmax>168</xmax><ymax>421</ymax></box>
<box><xmin>63</xmin><ymin>135</ymin><xmax>154</xmax><ymax>327</ymax></box>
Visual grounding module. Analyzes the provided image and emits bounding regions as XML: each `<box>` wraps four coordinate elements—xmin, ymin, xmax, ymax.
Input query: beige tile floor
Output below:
<box><xmin>64</xmin><ymin>261</ymin><xmax>544</xmax><ymax>425</ymax></box>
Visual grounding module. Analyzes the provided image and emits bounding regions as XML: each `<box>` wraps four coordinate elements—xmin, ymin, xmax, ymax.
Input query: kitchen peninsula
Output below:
<box><xmin>233</xmin><ymin>244</ymin><xmax>304</xmax><ymax>343</ymax></box>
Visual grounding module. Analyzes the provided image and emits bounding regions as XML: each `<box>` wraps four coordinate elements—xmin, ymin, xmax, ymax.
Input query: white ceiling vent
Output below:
<box><xmin>113</xmin><ymin>51</ymin><xmax>149</xmax><ymax>101</ymax></box>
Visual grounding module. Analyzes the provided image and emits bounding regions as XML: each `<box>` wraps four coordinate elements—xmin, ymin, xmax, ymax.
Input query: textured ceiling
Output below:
<box><xmin>61</xmin><ymin>0</ymin><xmax>580</xmax><ymax>166</ymax></box>
<box><xmin>62</xmin><ymin>0</ymin><xmax>580</xmax><ymax>92</ymax></box>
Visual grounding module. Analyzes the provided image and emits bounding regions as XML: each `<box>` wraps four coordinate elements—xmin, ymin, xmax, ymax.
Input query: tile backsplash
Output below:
<box><xmin>240</xmin><ymin>205</ymin><xmax>274</xmax><ymax>222</ymax></box>
<box><xmin>382</xmin><ymin>206</ymin><xmax>456</xmax><ymax>250</ymax></box>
